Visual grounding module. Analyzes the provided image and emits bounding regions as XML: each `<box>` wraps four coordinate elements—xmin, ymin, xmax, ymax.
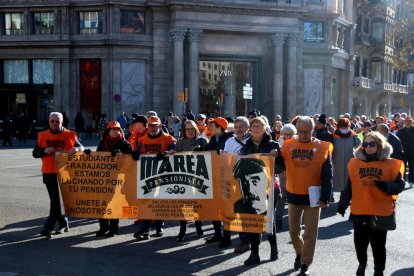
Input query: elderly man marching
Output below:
<box><xmin>275</xmin><ymin>116</ymin><xmax>333</xmax><ymax>276</ymax></box>
<box><xmin>32</xmin><ymin>112</ymin><xmax>84</xmax><ymax>239</ymax></box>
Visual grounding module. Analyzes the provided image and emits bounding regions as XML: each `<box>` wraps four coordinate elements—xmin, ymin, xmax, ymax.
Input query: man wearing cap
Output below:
<box><xmin>32</xmin><ymin>112</ymin><xmax>84</xmax><ymax>238</ymax></box>
<box><xmin>132</xmin><ymin>115</ymin><xmax>176</xmax><ymax>240</ymax></box>
<box><xmin>127</xmin><ymin>115</ymin><xmax>148</xmax><ymax>151</ymax></box>
<box><xmin>205</xmin><ymin>117</ymin><xmax>234</xmax><ymax>247</ymax></box>
<box><xmin>397</xmin><ymin>116</ymin><xmax>414</xmax><ymax>188</ymax></box>
<box><xmin>313</xmin><ymin>114</ymin><xmax>333</xmax><ymax>143</ymax></box>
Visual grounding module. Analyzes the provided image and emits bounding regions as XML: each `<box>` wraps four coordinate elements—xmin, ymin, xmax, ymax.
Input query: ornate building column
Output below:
<box><xmin>188</xmin><ymin>28</ymin><xmax>202</xmax><ymax>115</ymax></box>
<box><xmin>270</xmin><ymin>33</ymin><xmax>286</xmax><ymax>117</ymax></box>
<box><xmin>286</xmin><ymin>33</ymin><xmax>297</xmax><ymax>119</ymax></box>
<box><xmin>170</xmin><ymin>28</ymin><xmax>186</xmax><ymax>115</ymax></box>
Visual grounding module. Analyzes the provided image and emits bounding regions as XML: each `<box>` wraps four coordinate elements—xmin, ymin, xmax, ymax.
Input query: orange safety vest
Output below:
<box><xmin>347</xmin><ymin>158</ymin><xmax>404</xmax><ymax>216</ymax></box>
<box><xmin>139</xmin><ymin>132</ymin><xmax>176</xmax><ymax>154</ymax></box>
<box><xmin>197</xmin><ymin>124</ymin><xmax>207</xmax><ymax>134</ymax></box>
<box><xmin>282</xmin><ymin>138</ymin><xmax>333</xmax><ymax>195</ymax></box>
<box><xmin>38</xmin><ymin>129</ymin><xmax>77</xmax><ymax>173</ymax></box>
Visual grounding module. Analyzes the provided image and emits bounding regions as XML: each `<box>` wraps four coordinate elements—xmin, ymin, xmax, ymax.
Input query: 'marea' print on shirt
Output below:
<box><xmin>137</xmin><ymin>153</ymin><xmax>214</xmax><ymax>199</ymax></box>
<box><xmin>291</xmin><ymin>149</ymin><xmax>314</xmax><ymax>160</ymax></box>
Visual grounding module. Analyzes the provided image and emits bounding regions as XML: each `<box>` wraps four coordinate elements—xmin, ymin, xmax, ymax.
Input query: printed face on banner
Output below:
<box><xmin>233</xmin><ymin>158</ymin><xmax>269</xmax><ymax>215</ymax></box>
<box><xmin>137</xmin><ymin>153</ymin><xmax>213</xmax><ymax>199</ymax></box>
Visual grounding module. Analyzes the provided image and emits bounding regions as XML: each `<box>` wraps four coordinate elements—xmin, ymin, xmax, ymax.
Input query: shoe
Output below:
<box><xmin>244</xmin><ymin>250</ymin><xmax>260</xmax><ymax>266</ymax></box>
<box><xmin>270</xmin><ymin>245</ymin><xmax>278</xmax><ymax>261</ymax></box>
<box><xmin>329</xmin><ymin>195</ymin><xmax>335</xmax><ymax>203</ymax></box>
<box><xmin>54</xmin><ymin>227</ymin><xmax>69</xmax><ymax>234</ymax></box>
<box><xmin>176</xmin><ymin>232</ymin><xmax>185</xmax><ymax>241</ymax></box>
<box><xmin>205</xmin><ymin>235</ymin><xmax>222</xmax><ymax>244</ymax></box>
<box><xmin>96</xmin><ymin>228</ymin><xmax>109</xmax><ymax>237</ymax></box>
<box><xmin>356</xmin><ymin>264</ymin><xmax>366</xmax><ymax>276</ymax></box>
<box><xmin>234</xmin><ymin>242</ymin><xmax>250</xmax><ymax>254</ymax></box>
<box><xmin>299</xmin><ymin>264</ymin><xmax>310</xmax><ymax>276</ymax></box>
<box><xmin>106</xmin><ymin>229</ymin><xmax>118</xmax><ymax>237</ymax></box>
<box><xmin>294</xmin><ymin>254</ymin><xmax>301</xmax><ymax>270</ymax></box>
<box><xmin>40</xmin><ymin>229</ymin><xmax>52</xmax><ymax>239</ymax></box>
<box><xmin>155</xmin><ymin>228</ymin><xmax>164</xmax><ymax>237</ymax></box>
<box><xmin>134</xmin><ymin>230</ymin><xmax>150</xmax><ymax>240</ymax></box>
<box><xmin>373</xmin><ymin>271</ymin><xmax>383</xmax><ymax>276</ymax></box>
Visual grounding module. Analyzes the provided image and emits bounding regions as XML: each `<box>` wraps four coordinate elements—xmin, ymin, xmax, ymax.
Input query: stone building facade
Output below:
<box><xmin>0</xmin><ymin>0</ymin><xmax>356</xmax><ymax>128</ymax></box>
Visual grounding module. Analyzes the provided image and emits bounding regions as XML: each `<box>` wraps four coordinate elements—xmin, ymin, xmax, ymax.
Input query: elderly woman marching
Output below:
<box><xmin>337</xmin><ymin>131</ymin><xmax>405</xmax><ymax>276</ymax></box>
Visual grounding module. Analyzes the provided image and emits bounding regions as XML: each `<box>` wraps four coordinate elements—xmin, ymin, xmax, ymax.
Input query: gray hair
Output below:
<box><xmin>234</xmin><ymin>116</ymin><xmax>250</xmax><ymax>127</ymax></box>
<box><xmin>376</xmin><ymin>123</ymin><xmax>390</xmax><ymax>134</ymax></box>
<box><xmin>260</xmin><ymin>115</ymin><xmax>270</xmax><ymax>127</ymax></box>
<box><xmin>49</xmin><ymin>112</ymin><xmax>63</xmax><ymax>121</ymax></box>
<box><xmin>280</xmin><ymin>123</ymin><xmax>297</xmax><ymax>135</ymax></box>
<box><xmin>296</xmin><ymin>116</ymin><xmax>315</xmax><ymax>129</ymax></box>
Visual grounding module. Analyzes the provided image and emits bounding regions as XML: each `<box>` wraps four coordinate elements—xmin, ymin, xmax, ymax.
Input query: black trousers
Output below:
<box><xmin>250</xmin><ymin>224</ymin><xmax>277</xmax><ymax>251</ymax></box>
<box><xmin>99</xmin><ymin>219</ymin><xmax>119</xmax><ymax>231</ymax></box>
<box><xmin>353</xmin><ymin>222</ymin><xmax>387</xmax><ymax>273</ymax></box>
<box><xmin>179</xmin><ymin>220</ymin><xmax>202</xmax><ymax>234</ymax></box>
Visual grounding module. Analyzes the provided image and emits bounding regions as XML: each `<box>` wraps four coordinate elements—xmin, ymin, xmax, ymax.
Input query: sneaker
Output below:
<box><xmin>205</xmin><ymin>235</ymin><xmax>222</xmax><ymax>244</ymax></box>
<box><xmin>106</xmin><ymin>229</ymin><xmax>118</xmax><ymax>237</ymax></box>
<box><xmin>244</xmin><ymin>250</ymin><xmax>260</xmax><ymax>266</ymax></box>
<box><xmin>294</xmin><ymin>254</ymin><xmax>301</xmax><ymax>270</ymax></box>
<box><xmin>356</xmin><ymin>264</ymin><xmax>366</xmax><ymax>276</ymax></box>
<box><xmin>134</xmin><ymin>230</ymin><xmax>150</xmax><ymax>240</ymax></box>
<box><xmin>40</xmin><ymin>229</ymin><xmax>52</xmax><ymax>239</ymax></box>
<box><xmin>54</xmin><ymin>227</ymin><xmax>69</xmax><ymax>235</ymax></box>
<box><xmin>96</xmin><ymin>228</ymin><xmax>109</xmax><ymax>237</ymax></box>
<box><xmin>219</xmin><ymin>237</ymin><xmax>231</xmax><ymax>248</ymax></box>
<box><xmin>234</xmin><ymin>242</ymin><xmax>250</xmax><ymax>254</ymax></box>
<box><xmin>155</xmin><ymin>228</ymin><xmax>164</xmax><ymax>237</ymax></box>
<box><xmin>299</xmin><ymin>264</ymin><xmax>310</xmax><ymax>276</ymax></box>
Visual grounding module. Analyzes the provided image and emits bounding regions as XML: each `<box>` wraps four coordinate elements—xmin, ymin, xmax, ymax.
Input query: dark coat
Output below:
<box><xmin>315</xmin><ymin>127</ymin><xmax>333</xmax><ymax>143</ymax></box>
<box><xmin>205</xmin><ymin>131</ymin><xmax>234</xmax><ymax>151</ymax></box>
<box><xmin>397</xmin><ymin>127</ymin><xmax>414</xmax><ymax>160</ymax></box>
<box><xmin>240</xmin><ymin>132</ymin><xmax>280</xmax><ymax>155</ymax></box>
<box><xmin>97</xmin><ymin>131</ymin><xmax>132</xmax><ymax>154</ymax></box>
<box><xmin>386</xmin><ymin>132</ymin><xmax>404</xmax><ymax>161</ymax></box>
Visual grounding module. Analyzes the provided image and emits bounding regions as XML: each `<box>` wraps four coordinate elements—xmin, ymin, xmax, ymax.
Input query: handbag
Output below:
<box><xmin>369</xmin><ymin>212</ymin><xmax>396</xmax><ymax>231</ymax></box>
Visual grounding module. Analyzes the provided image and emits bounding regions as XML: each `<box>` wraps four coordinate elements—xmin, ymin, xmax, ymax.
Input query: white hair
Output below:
<box><xmin>49</xmin><ymin>112</ymin><xmax>63</xmax><ymax>121</ymax></box>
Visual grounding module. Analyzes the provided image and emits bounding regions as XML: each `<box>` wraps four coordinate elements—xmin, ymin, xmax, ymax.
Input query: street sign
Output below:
<box><xmin>243</xmin><ymin>83</ymin><xmax>253</xmax><ymax>100</ymax></box>
<box><xmin>113</xmin><ymin>93</ymin><xmax>122</xmax><ymax>103</ymax></box>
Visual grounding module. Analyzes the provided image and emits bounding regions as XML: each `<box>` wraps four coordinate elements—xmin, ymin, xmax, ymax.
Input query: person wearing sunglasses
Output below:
<box><xmin>338</xmin><ymin>132</ymin><xmax>405</xmax><ymax>276</ymax></box>
<box><xmin>173</xmin><ymin>120</ymin><xmax>208</xmax><ymax>241</ymax></box>
<box><xmin>32</xmin><ymin>112</ymin><xmax>84</xmax><ymax>239</ymax></box>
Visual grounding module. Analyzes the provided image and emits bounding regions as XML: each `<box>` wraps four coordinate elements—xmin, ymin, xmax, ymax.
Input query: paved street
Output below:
<box><xmin>0</xmin><ymin>142</ymin><xmax>414</xmax><ymax>276</ymax></box>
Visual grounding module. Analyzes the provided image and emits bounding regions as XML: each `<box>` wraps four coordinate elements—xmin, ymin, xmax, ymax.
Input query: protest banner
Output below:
<box><xmin>220</xmin><ymin>152</ymin><xmax>274</xmax><ymax>234</ymax></box>
<box><xmin>56</xmin><ymin>151</ymin><xmax>222</xmax><ymax>221</ymax></box>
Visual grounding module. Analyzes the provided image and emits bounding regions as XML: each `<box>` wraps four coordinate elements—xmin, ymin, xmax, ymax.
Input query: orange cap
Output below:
<box><xmin>147</xmin><ymin>116</ymin><xmax>161</xmax><ymax>126</ymax></box>
<box><xmin>107</xmin><ymin>121</ymin><xmax>121</xmax><ymax>129</ymax></box>
<box><xmin>211</xmin><ymin>117</ymin><xmax>228</xmax><ymax>130</ymax></box>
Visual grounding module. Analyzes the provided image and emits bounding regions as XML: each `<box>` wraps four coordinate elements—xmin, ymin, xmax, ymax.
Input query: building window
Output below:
<box><xmin>33</xmin><ymin>59</ymin><xmax>53</xmax><ymax>84</ymax></box>
<box><xmin>120</xmin><ymin>11</ymin><xmax>145</xmax><ymax>34</ymax></box>
<box><xmin>79</xmin><ymin>11</ymin><xmax>102</xmax><ymax>34</ymax></box>
<box><xmin>304</xmin><ymin>22</ymin><xmax>324</xmax><ymax>42</ymax></box>
<box><xmin>5</xmin><ymin>13</ymin><xmax>24</xmax><ymax>35</ymax></box>
<box><xmin>371</xmin><ymin>62</ymin><xmax>382</xmax><ymax>82</ymax></box>
<box><xmin>363</xmin><ymin>18</ymin><xmax>369</xmax><ymax>33</ymax></box>
<box><xmin>33</xmin><ymin>12</ymin><xmax>54</xmax><ymax>34</ymax></box>
<box><xmin>4</xmin><ymin>60</ymin><xmax>29</xmax><ymax>83</ymax></box>
<box><xmin>372</xmin><ymin>21</ymin><xmax>384</xmax><ymax>42</ymax></box>
<box><xmin>214</xmin><ymin>64</ymin><xmax>217</xmax><ymax>70</ymax></box>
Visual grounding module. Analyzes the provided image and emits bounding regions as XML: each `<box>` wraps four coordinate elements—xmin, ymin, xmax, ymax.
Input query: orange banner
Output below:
<box><xmin>55</xmin><ymin>151</ymin><xmax>222</xmax><ymax>221</ymax></box>
<box><xmin>220</xmin><ymin>152</ymin><xmax>274</xmax><ymax>234</ymax></box>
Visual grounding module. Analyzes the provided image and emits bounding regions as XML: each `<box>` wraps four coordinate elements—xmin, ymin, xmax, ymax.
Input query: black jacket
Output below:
<box><xmin>315</xmin><ymin>127</ymin><xmax>333</xmax><ymax>143</ymax></box>
<box><xmin>205</xmin><ymin>131</ymin><xmax>234</xmax><ymax>151</ymax></box>
<box><xmin>386</xmin><ymin>133</ymin><xmax>404</xmax><ymax>161</ymax></box>
<box><xmin>397</xmin><ymin>127</ymin><xmax>414</xmax><ymax>160</ymax></box>
<box><xmin>97</xmin><ymin>132</ymin><xmax>132</xmax><ymax>154</ymax></box>
<box><xmin>240</xmin><ymin>132</ymin><xmax>280</xmax><ymax>155</ymax></box>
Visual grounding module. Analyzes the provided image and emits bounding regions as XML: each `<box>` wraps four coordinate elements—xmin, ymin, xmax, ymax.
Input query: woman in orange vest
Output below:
<box><xmin>338</xmin><ymin>131</ymin><xmax>405</xmax><ymax>276</ymax></box>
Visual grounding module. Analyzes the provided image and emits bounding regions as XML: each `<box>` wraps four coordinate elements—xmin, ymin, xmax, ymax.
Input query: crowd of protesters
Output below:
<box><xmin>30</xmin><ymin>109</ymin><xmax>414</xmax><ymax>276</ymax></box>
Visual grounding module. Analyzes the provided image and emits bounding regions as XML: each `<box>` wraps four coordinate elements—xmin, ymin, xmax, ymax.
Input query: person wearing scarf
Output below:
<box><xmin>95</xmin><ymin>120</ymin><xmax>132</xmax><ymax>237</ymax></box>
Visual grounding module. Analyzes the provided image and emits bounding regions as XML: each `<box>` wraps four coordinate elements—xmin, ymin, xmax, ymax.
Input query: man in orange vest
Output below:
<box><xmin>32</xmin><ymin>112</ymin><xmax>84</xmax><ymax>239</ymax></box>
<box><xmin>276</xmin><ymin>116</ymin><xmax>333</xmax><ymax>276</ymax></box>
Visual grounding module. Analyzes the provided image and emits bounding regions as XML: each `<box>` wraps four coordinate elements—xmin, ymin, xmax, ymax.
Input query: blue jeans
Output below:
<box><xmin>43</xmin><ymin>174</ymin><xmax>68</xmax><ymax>231</ymax></box>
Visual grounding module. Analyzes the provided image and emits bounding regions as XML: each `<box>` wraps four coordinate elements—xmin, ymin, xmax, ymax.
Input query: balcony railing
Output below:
<box><xmin>353</xmin><ymin>76</ymin><xmax>375</xmax><ymax>90</ymax></box>
<box><xmin>398</xmin><ymin>84</ymin><xmax>409</xmax><ymax>94</ymax></box>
